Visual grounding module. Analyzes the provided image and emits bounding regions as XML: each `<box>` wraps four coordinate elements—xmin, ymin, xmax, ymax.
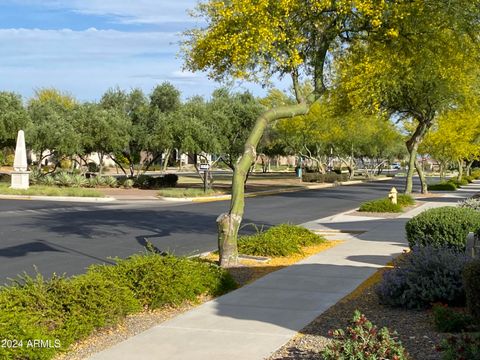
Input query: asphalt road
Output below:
<box><xmin>0</xmin><ymin>177</ymin><xmax>417</xmax><ymax>282</ymax></box>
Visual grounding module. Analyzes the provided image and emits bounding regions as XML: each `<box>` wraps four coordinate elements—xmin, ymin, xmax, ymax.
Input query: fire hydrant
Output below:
<box><xmin>388</xmin><ymin>187</ymin><xmax>398</xmax><ymax>205</ymax></box>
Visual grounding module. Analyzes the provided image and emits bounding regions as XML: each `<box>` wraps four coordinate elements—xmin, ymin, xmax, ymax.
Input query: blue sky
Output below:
<box><xmin>0</xmin><ymin>1</ymin><xmax>276</xmax><ymax>101</ymax></box>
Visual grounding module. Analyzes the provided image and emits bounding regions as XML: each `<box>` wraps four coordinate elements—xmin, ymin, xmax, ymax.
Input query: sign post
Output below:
<box><xmin>199</xmin><ymin>164</ymin><xmax>210</xmax><ymax>192</ymax></box>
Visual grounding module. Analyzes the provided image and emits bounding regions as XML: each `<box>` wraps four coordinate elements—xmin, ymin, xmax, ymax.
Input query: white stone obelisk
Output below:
<box><xmin>11</xmin><ymin>130</ymin><xmax>30</xmax><ymax>189</ymax></box>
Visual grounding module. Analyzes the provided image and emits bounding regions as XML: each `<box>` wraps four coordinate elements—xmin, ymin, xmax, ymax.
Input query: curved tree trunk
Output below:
<box><xmin>217</xmin><ymin>102</ymin><xmax>311</xmax><ymax>267</ymax></box>
<box><xmin>405</xmin><ymin>120</ymin><xmax>431</xmax><ymax>194</ymax></box>
<box><xmin>414</xmin><ymin>158</ymin><xmax>428</xmax><ymax>194</ymax></box>
<box><xmin>466</xmin><ymin>160</ymin><xmax>474</xmax><ymax>177</ymax></box>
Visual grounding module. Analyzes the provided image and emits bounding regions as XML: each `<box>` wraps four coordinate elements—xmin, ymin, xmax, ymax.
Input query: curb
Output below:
<box><xmin>0</xmin><ymin>194</ymin><xmax>115</xmax><ymax>203</ymax></box>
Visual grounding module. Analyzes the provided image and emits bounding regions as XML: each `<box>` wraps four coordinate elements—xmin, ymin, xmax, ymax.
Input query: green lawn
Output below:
<box><xmin>0</xmin><ymin>183</ymin><xmax>104</xmax><ymax>197</ymax></box>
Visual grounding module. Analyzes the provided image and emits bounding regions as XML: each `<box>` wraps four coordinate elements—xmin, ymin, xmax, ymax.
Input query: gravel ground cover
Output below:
<box><xmin>268</xmin><ymin>267</ymin><xmax>447</xmax><ymax>360</ymax></box>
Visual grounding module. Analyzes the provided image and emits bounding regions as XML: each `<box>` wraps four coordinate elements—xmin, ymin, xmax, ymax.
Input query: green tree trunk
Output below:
<box><xmin>405</xmin><ymin>120</ymin><xmax>431</xmax><ymax>194</ymax></box>
<box><xmin>405</xmin><ymin>147</ymin><xmax>417</xmax><ymax>194</ymax></box>
<box><xmin>217</xmin><ymin>103</ymin><xmax>310</xmax><ymax>267</ymax></box>
<box><xmin>457</xmin><ymin>159</ymin><xmax>464</xmax><ymax>181</ymax></box>
<box><xmin>414</xmin><ymin>158</ymin><xmax>428</xmax><ymax>194</ymax></box>
<box><xmin>466</xmin><ymin>160</ymin><xmax>474</xmax><ymax>177</ymax></box>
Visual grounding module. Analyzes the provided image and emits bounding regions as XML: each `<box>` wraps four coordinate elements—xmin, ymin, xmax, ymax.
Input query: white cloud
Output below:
<box><xmin>0</xmin><ymin>28</ymin><xmax>216</xmax><ymax>100</ymax></box>
<box><xmin>11</xmin><ymin>0</ymin><xmax>200</xmax><ymax>24</ymax></box>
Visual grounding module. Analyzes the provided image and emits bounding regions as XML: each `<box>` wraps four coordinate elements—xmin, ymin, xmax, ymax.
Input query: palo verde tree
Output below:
<box><xmin>184</xmin><ymin>0</ymin><xmax>391</xmax><ymax>266</ymax></box>
<box><xmin>336</xmin><ymin>0</ymin><xmax>480</xmax><ymax>194</ymax></box>
<box><xmin>421</xmin><ymin>106</ymin><xmax>480</xmax><ymax>180</ymax></box>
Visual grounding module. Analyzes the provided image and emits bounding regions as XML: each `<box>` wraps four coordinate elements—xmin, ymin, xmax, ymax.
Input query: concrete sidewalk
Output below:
<box><xmin>88</xmin><ymin>187</ymin><xmax>476</xmax><ymax>360</ymax></box>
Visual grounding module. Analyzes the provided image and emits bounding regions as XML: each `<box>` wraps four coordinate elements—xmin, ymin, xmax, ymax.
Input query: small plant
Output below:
<box><xmin>376</xmin><ymin>246</ymin><xmax>468</xmax><ymax>309</ymax></box>
<box><xmin>463</xmin><ymin>260</ymin><xmax>480</xmax><ymax>322</ymax></box>
<box><xmin>322</xmin><ymin>310</ymin><xmax>409</xmax><ymax>360</ymax></box>
<box><xmin>54</xmin><ymin>172</ymin><xmax>74</xmax><ymax>187</ymax></box>
<box><xmin>437</xmin><ymin>333</ymin><xmax>480</xmax><ymax>360</ymax></box>
<box><xmin>359</xmin><ymin>198</ymin><xmax>403</xmax><ymax>213</ymax></box>
<box><xmin>237</xmin><ymin>224</ymin><xmax>326</xmax><ymax>257</ymax></box>
<box><xmin>432</xmin><ymin>303</ymin><xmax>474</xmax><ymax>333</ymax></box>
<box><xmin>39</xmin><ymin>175</ymin><xmax>56</xmax><ymax>186</ymax></box>
<box><xmin>397</xmin><ymin>194</ymin><xmax>415</xmax><ymax>207</ymax></box>
<box><xmin>123</xmin><ymin>179</ymin><xmax>134</xmax><ymax>189</ymax></box>
<box><xmin>103</xmin><ymin>176</ymin><xmax>118</xmax><ymax>188</ymax></box>
<box><xmin>405</xmin><ymin>207</ymin><xmax>480</xmax><ymax>250</ymax></box>
<box><xmin>70</xmin><ymin>174</ymin><xmax>88</xmax><ymax>188</ymax></box>
<box><xmin>428</xmin><ymin>182</ymin><xmax>458</xmax><ymax>191</ymax></box>
<box><xmin>459</xmin><ymin>198</ymin><xmax>480</xmax><ymax>211</ymax></box>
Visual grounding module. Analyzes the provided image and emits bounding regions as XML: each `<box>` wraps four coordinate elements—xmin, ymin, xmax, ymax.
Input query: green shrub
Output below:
<box><xmin>5</xmin><ymin>153</ymin><xmax>15</xmax><ymax>166</ymax></box>
<box><xmin>397</xmin><ymin>194</ymin><xmax>415</xmax><ymax>207</ymax></box>
<box><xmin>237</xmin><ymin>224</ymin><xmax>326</xmax><ymax>257</ymax></box>
<box><xmin>465</xmin><ymin>176</ymin><xmax>475</xmax><ymax>183</ymax></box>
<box><xmin>89</xmin><ymin>253</ymin><xmax>236</xmax><ymax>309</ymax></box>
<box><xmin>87</xmin><ymin>162</ymin><xmax>99</xmax><ymax>172</ymax></box>
<box><xmin>376</xmin><ymin>246</ymin><xmax>468</xmax><ymax>309</ymax></box>
<box><xmin>358</xmin><ymin>198</ymin><xmax>403</xmax><ymax>213</ymax></box>
<box><xmin>428</xmin><ymin>182</ymin><xmax>458</xmax><ymax>191</ymax></box>
<box><xmin>438</xmin><ymin>333</ymin><xmax>480</xmax><ymax>360</ymax></box>
<box><xmin>432</xmin><ymin>303</ymin><xmax>474</xmax><ymax>333</ymax></box>
<box><xmin>405</xmin><ymin>207</ymin><xmax>480</xmax><ymax>249</ymax></box>
<box><xmin>0</xmin><ymin>272</ymin><xmax>140</xmax><ymax>360</ymax></box>
<box><xmin>70</xmin><ymin>174</ymin><xmax>88</xmax><ymax>188</ymax></box>
<box><xmin>54</xmin><ymin>172</ymin><xmax>73</xmax><ymax>187</ymax></box>
<box><xmin>0</xmin><ymin>173</ymin><xmax>11</xmax><ymax>183</ymax></box>
<box><xmin>103</xmin><ymin>176</ymin><xmax>118</xmax><ymax>188</ymax></box>
<box><xmin>39</xmin><ymin>175</ymin><xmax>56</xmax><ymax>186</ymax></box>
<box><xmin>123</xmin><ymin>179</ymin><xmax>134</xmax><ymax>189</ymax></box>
<box><xmin>463</xmin><ymin>260</ymin><xmax>480</xmax><ymax>323</ymax></box>
<box><xmin>448</xmin><ymin>178</ymin><xmax>469</xmax><ymax>187</ymax></box>
<box><xmin>0</xmin><ymin>254</ymin><xmax>235</xmax><ymax>359</ymax></box>
<box><xmin>134</xmin><ymin>174</ymin><xmax>178</xmax><ymax>189</ymax></box>
<box><xmin>322</xmin><ymin>310</ymin><xmax>408</xmax><ymax>360</ymax></box>
<box><xmin>59</xmin><ymin>159</ymin><xmax>72</xmax><ymax>169</ymax></box>
<box><xmin>302</xmin><ymin>172</ymin><xmax>349</xmax><ymax>183</ymax></box>
<box><xmin>471</xmin><ymin>169</ymin><xmax>480</xmax><ymax>179</ymax></box>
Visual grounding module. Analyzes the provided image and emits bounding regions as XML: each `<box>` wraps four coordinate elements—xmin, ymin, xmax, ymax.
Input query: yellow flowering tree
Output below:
<box><xmin>336</xmin><ymin>0</ymin><xmax>480</xmax><ymax>193</ymax></box>
<box><xmin>183</xmin><ymin>0</ymin><xmax>390</xmax><ymax>267</ymax></box>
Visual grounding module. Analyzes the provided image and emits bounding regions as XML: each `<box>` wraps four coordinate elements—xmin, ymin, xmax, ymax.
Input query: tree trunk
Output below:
<box><xmin>162</xmin><ymin>148</ymin><xmax>171</xmax><ymax>172</ymax></box>
<box><xmin>466</xmin><ymin>160</ymin><xmax>474</xmax><ymax>177</ymax></box>
<box><xmin>414</xmin><ymin>158</ymin><xmax>428</xmax><ymax>194</ymax></box>
<box><xmin>405</xmin><ymin>120</ymin><xmax>431</xmax><ymax>194</ymax></box>
<box><xmin>405</xmin><ymin>147</ymin><xmax>416</xmax><ymax>194</ymax></box>
<box><xmin>217</xmin><ymin>102</ymin><xmax>310</xmax><ymax>267</ymax></box>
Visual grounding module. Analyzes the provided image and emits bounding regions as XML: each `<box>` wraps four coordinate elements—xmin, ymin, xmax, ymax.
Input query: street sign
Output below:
<box><xmin>199</xmin><ymin>164</ymin><xmax>210</xmax><ymax>170</ymax></box>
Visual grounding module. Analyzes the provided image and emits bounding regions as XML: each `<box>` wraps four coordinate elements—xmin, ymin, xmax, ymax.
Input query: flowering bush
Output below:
<box><xmin>322</xmin><ymin>310</ymin><xmax>408</xmax><ymax>360</ymax></box>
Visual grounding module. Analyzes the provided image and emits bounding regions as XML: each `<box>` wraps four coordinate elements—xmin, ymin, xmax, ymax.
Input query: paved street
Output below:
<box><xmin>0</xmin><ymin>177</ymin><xmax>417</xmax><ymax>282</ymax></box>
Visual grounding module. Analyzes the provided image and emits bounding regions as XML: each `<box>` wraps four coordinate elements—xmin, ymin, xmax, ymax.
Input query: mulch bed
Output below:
<box><xmin>268</xmin><ymin>271</ymin><xmax>447</xmax><ymax>360</ymax></box>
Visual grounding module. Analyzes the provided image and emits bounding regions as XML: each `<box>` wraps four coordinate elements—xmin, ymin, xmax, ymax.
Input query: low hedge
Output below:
<box><xmin>449</xmin><ymin>178</ymin><xmax>469</xmax><ymax>187</ymax></box>
<box><xmin>237</xmin><ymin>224</ymin><xmax>326</xmax><ymax>257</ymax></box>
<box><xmin>359</xmin><ymin>198</ymin><xmax>402</xmax><ymax>213</ymax></box>
<box><xmin>0</xmin><ymin>254</ymin><xmax>236</xmax><ymax>360</ymax></box>
<box><xmin>134</xmin><ymin>174</ymin><xmax>178</xmax><ymax>189</ymax></box>
<box><xmin>463</xmin><ymin>260</ymin><xmax>480</xmax><ymax>323</ymax></box>
<box><xmin>358</xmin><ymin>194</ymin><xmax>414</xmax><ymax>213</ymax></box>
<box><xmin>428</xmin><ymin>182</ymin><xmax>458</xmax><ymax>191</ymax></box>
<box><xmin>405</xmin><ymin>207</ymin><xmax>480</xmax><ymax>249</ymax></box>
<box><xmin>302</xmin><ymin>172</ymin><xmax>349</xmax><ymax>183</ymax></box>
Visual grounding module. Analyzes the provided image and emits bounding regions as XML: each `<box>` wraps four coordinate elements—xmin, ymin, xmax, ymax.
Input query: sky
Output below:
<box><xmin>0</xmin><ymin>1</ymin><xmax>277</xmax><ymax>101</ymax></box>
